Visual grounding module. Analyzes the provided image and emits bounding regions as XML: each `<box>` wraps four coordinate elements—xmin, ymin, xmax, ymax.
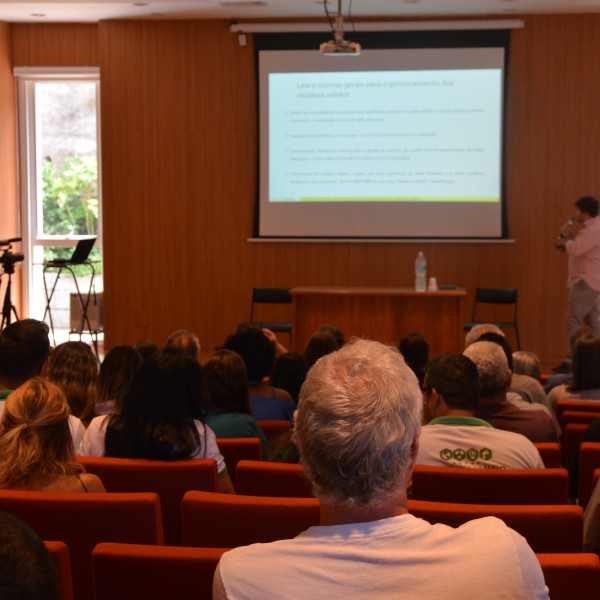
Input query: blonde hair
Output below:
<box><xmin>0</xmin><ymin>378</ymin><xmax>82</xmax><ymax>490</ymax></box>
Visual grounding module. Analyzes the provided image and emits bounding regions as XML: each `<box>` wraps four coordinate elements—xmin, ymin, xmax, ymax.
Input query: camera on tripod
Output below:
<box><xmin>0</xmin><ymin>238</ymin><xmax>24</xmax><ymax>274</ymax></box>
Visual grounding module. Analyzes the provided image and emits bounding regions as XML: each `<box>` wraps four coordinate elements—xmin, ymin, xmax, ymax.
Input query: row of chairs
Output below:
<box><xmin>34</xmin><ymin>488</ymin><xmax>598</xmax><ymax>600</ymax></box>
<box><xmin>48</xmin><ymin>540</ymin><xmax>600</xmax><ymax>600</ymax></box>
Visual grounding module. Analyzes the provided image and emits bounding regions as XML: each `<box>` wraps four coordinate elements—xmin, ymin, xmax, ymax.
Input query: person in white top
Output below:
<box><xmin>417</xmin><ymin>352</ymin><xmax>545</xmax><ymax>469</ymax></box>
<box><xmin>213</xmin><ymin>339</ymin><xmax>549</xmax><ymax>600</ymax></box>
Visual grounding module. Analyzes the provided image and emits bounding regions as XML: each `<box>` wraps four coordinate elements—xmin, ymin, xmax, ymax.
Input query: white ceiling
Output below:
<box><xmin>0</xmin><ymin>0</ymin><xmax>599</xmax><ymax>24</ymax></box>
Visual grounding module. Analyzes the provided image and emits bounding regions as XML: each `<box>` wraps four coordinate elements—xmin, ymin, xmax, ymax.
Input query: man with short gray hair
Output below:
<box><xmin>214</xmin><ymin>339</ymin><xmax>548</xmax><ymax>599</ymax></box>
<box><xmin>466</xmin><ymin>341</ymin><xmax>558</xmax><ymax>443</ymax></box>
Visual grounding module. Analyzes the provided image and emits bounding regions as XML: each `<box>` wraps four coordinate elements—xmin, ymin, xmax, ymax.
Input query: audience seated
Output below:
<box><xmin>0</xmin><ymin>319</ymin><xmax>85</xmax><ymax>449</ymax></box>
<box><xmin>201</xmin><ymin>349</ymin><xmax>269</xmax><ymax>457</ymax></box>
<box><xmin>544</xmin><ymin>327</ymin><xmax>591</xmax><ymax>393</ymax></box>
<box><xmin>165</xmin><ymin>329</ymin><xmax>201</xmax><ymax>361</ymax></box>
<box><xmin>417</xmin><ymin>353</ymin><xmax>545</xmax><ymax>469</ymax></box>
<box><xmin>465</xmin><ymin>341</ymin><xmax>558</xmax><ymax>443</ymax></box>
<box><xmin>569</xmin><ymin>417</ymin><xmax>600</xmax><ymax>500</ymax></box>
<box><xmin>133</xmin><ymin>339</ymin><xmax>158</xmax><ymax>361</ymax></box>
<box><xmin>584</xmin><ymin>473</ymin><xmax>600</xmax><ymax>554</ymax></box>
<box><xmin>398</xmin><ymin>331</ymin><xmax>430</xmax><ymax>386</ymax></box>
<box><xmin>95</xmin><ymin>345</ymin><xmax>144</xmax><ymax>415</ymax></box>
<box><xmin>79</xmin><ymin>348</ymin><xmax>234</xmax><ymax>493</ymax></box>
<box><xmin>214</xmin><ymin>340</ymin><xmax>548</xmax><ymax>599</ymax></box>
<box><xmin>0</xmin><ymin>511</ymin><xmax>60</xmax><ymax>600</ymax></box>
<box><xmin>0</xmin><ymin>378</ymin><xmax>105</xmax><ymax>493</ymax></box>
<box><xmin>548</xmin><ymin>332</ymin><xmax>600</xmax><ymax>409</ymax></box>
<box><xmin>46</xmin><ymin>340</ymin><xmax>99</xmax><ymax>427</ymax></box>
<box><xmin>269</xmin><ymin>352</ymin><xmax>308</xmax><ymax>405</ymax></box>
<box><xmin>223</xmin><ymin>324</ymin><xmax>295</xmax><ymax>421</ymax></box>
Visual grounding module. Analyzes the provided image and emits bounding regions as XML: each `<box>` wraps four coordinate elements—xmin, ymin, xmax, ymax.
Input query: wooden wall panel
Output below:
<box><xmin>11</xmin><ymin>23</ymin><xmax>98</xmax><ymax>66</ymax></box>
<box><xmin>0</xmin><ymin>22</ymin><xmax>21</xmax><ymax>315</ymax></box>
<box><xmin>7</xmin><ymin>15</ymin><xmax>600</xmax><ymax>364</ymax></box>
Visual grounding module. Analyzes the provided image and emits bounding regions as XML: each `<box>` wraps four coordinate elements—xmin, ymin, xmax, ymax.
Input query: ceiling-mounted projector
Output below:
<box><xmin>320</xmin><ymin>1</ymin><xmax>361</xmax><ymax>56</ymax></box>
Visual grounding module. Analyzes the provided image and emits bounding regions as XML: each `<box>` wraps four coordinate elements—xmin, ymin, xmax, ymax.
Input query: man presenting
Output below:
<box><xmin>555</xmin><ymin>195</ymin><xmax>600</xmax><ymax>372</ymax></box>
<box><xmin>213</xmin><ymin>339</ymin><xmax>548</xmax><ymax>599</ymax></box>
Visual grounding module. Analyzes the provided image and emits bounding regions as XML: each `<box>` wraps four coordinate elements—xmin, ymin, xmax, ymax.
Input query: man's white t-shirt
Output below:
<box><xmin>416</xmin><ymin>416</ymin><xmax>545</xmax><ymax>469</ymax></box>
<box><xmin>214</xmin><ymin>513</ymin><xmax>549</xmax><ymax>600</ymax></box>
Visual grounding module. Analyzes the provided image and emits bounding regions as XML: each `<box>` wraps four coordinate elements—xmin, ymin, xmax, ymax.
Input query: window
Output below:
<box><xmin>15</xmin><ymin>68</ymin><xmax>102</xmax><ymax>344</ymax></box>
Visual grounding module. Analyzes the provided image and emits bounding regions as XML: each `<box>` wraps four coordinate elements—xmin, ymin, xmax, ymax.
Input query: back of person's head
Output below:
<box><xmin>464</xmin><ymin>323</ymin><xmax>504</xmax><ymax>349</ymax></box>
<box><xmin>105</xmin><ymin>348</ymin><xmax>202</xmax><ymax>459</ymax></box>
<box><xmin>512</xmin><ymin>350</ymin><xmax>542</xmax><ymax>381</ymax></box>
<box><xmin>303</xmin><ymin>330</ymin><xmax>340</xmax><ymax>368</ymax></box>
<box><xmin>46</xmin><ymin>341</ymin><xmax>99</xmax><ymax>425</ymax></box>
<box><xmin>202</xmin><ymin>349</ymin><xmax>251</xmax><ymax>415</ymax></box>
<box><xmin>0</xmin><ymin>319</ymin><xmax>50</xmax><ymax>389</ymax></box>
<box><xmin>569</xmin><ymin>327</ymin><xmax>594</xmax><ymax>353</ymax></box>
<box><xmin>133</xmin><ymin>339</ymin><xmax>158</xmax><ymax>361</ymax></box>
<box><xmin>424</xmin><ymin>353</ymin><xmax>479</xmax><ymax>411</ymax></box>
<box><xmin>315</xmin><ymin>324</ymin><xmax>345</xmax><ymax>348</ymax></box>
<box><xmin>463</xmin><ymin>340</ymin><xmax>509</xmax><ymax>397</ymax></box>
<box><xmin>571</xmin><ymin>332</ymin><xmax>600</xmax><ymax>391</ymax></box>
<box><xmin>477</xmin><ymin>331</ymin><xmax>514</xmax><ymax>370</ymax></box>
<box><xmin>96</xmin><ymin>345</ymin><xmax>144</xmax><ymax>414</ymax></box>
<box><xmin>165</xmin><ymin>329</ymin><xmax>201</xmax><ymax>359</ymax></box>
<box><xmin>575</xmin><ymin>195</ymin><xmax>599</xmax><ymax>217</ymax></box>
<box><xmin>398</xmin><ymin>331</ymin><xmax>430</xmax><ymax>385</ymax></box>
<box><xmin>269</xmin><ymin>352</ymin><xmax>308</xmax><ymax>404</ymax></box>
<box><xmin>0</xmin><ymin>512</ymin><xmax>60</xmax><ymax>600</ymax></box>
<box><xmin>223</xmin><ymin>326</ymin><xmax>276</xmax><ymax>382</ymax></box>
<box><xmin>295</xmin><ymin>339</ymin><xmax>422</xmax><ymax>506</ymax></box>
<box><xmin>0</xmin><ymin>378</ymin><xmax>79</xmax><ymax>490</ymax></box>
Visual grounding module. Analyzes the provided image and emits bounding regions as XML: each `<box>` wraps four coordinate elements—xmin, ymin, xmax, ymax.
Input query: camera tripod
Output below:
<box><xmin>0</xmin><ymin>268</ymin><xmax>19</xmax><ymax>331</ymax></box>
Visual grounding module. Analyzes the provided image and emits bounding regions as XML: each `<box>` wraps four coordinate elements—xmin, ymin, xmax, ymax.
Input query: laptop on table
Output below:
<box><xmin>45</xmin><ymin>237</ymin><xmax>96</xmax><ymax>266</ymax></box>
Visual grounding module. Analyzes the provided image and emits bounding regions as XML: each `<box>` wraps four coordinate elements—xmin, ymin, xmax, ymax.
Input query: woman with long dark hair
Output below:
<box><xmin>80</xmin><ymin>348</ymin><xmax>234</xmax><ymax>492</ymax></box>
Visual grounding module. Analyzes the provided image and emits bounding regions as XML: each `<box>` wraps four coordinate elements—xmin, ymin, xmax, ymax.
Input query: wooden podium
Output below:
<box><xmin>290</xmin><ymin>287</ymin><xmax>466</xmax><ymax>358</ymax></box>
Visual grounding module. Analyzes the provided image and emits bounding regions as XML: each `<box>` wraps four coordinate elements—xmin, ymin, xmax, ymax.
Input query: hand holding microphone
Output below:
<box><xmin>556</xmin><ymin>217</ymin><xmax>574</xmax><ymax>251</ymax></box>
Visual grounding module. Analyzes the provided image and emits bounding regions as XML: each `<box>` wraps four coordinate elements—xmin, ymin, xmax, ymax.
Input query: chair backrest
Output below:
<box><xmin>249</xmin><ymin>287</ymin><xmax>293</xmax><ymax>334</ymax></box>
<box><xmin>472</xmin><ymin>286</ymin><xmax>518</xmax><ymax>319</ymax></box>
<box><xmin>411</xmin><ymin>465</ymin><xmax>569</xmax><ymax>505</ymax></box>
<box><xmin>181</xmin><ymin>490</ymin><xmax>320</xmax><ymax>548</ymax></box>
<box><xmin>0</xmin><ymin>490</ymin><xmax>163</xmax><ymax>600</ymax></box>
<box><xmin>93</xmin><ymin>542</ymin><xmax>229</xmax><ymax>600</ymax></box>
<box><xmin>556</xmin><ymin>399</ymin><xmax>600</xmax><ymax>431</ymax></box>
<box><xmin>44</xmin><ymin>541</ymin><xmax>74</xmax><ymax>600</ymax></box>
<box><xmin>534</xmin><ymin>442</ymin><xmax>561</xmax><ymax>468</ymax></box>
<box><xmin>257</xmin><ymin>419</ymin><xmax>292</xmax><ymax>443</ymax></box>
<box><xmin>579</xmin><ymin>442</ymin><xmax>600</xmax><ymax>508</ymax></box>
<box><xmin>77</xmin><ymin>456</ymin><xmax>217</xmax><ymax>546</ymax></box>
<box><xmin>563</xmin><ymin>422</ymin><xmax>589</xmax><ymax>468</ymax></box>
<box><xmin>235</xmin><ymin>460</ymin><xmax>313</xmax><ymax>497</ymax></box>
<box><xmin>215</xmin><ymin>438</ymin><xmax>262</xmax><ymax>487</ymax></box>
<box><xmin>408</xmin><ymin>500</ymin><xmax>583</xmax><ymax>553</ymax></box>
<box><xmin>536</xmin><ymin>553</ymin><xmax>600</xmax><ymax>600</ymax></box>
<box><xmin>562</xmin><ymin>410</ymin><xmax>600</xmax><ymax>426</ymax></box>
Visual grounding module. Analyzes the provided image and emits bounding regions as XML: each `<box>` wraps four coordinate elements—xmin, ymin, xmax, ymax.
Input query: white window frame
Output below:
<box><xmin>13</xmin><ymin>67</ymin><xmax>102</xmax><ymax>319</ymax></box>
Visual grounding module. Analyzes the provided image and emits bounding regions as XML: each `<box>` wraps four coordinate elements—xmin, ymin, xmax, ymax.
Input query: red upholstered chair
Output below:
<box><xmin>77</xmin><ymin>456</ymin><xmax>218</xmax><ymax>545</ymax></box>
<box><xmin>92</xmin><ymin>543</ymin><xmax>229</xmax><ymax>600</ymax></box>
<box><xmin>578</xmin><ymin>442</ymin><xmax>600</xmax><ymax>508</ymax></box>
<box><xmin>563</xmin><ymin>423</ymin><xmax>589</xmax><ymax>468</ymax></box>
<box><xmin>408</xmin><ymin>500</ymin><xmax>584</xmax><ymax>553</ymax></box>
<box><xmin>537</xmin><ymin>553</ymin><xmax>600</xmax><ymax>600</ymax></box>
<box><xmin>215</xmin><ymin>438</ymin><xmax>262</xmax><ymax>487</ymax></box>
<box><xmin>181</xmin><ymin>490</ymin><xmax>320</xmax><ymax>548</ymax></box>
<box><xmin>410</xmin><ymin>465</ymin><xmax>569</xmax><ymax>505</ymax></box>
<box><xmin>556</xmin><ymin>399</ymin><xmax>600</xmax><ymax>432</ymax></box>
<box><xmin>256</xmin><ymin>420</ymin><xmax>292</xmax><ymax>444</ymax></box>
<box><xmin>235</xmin><ymin>460</ymin><xmax>313</xmax><ymax>497</ymax></box>
<box><xmin>534</xmin><ymin>442</ymin><xmax>561</xmax><ymax>468</ymax></box>
<box><xmin>44</xmin><ymin>541</ymin><xmax>74</xmax><ymax>600</ymax></box>
<box><xmin>0</xmin><ymin>490</ymin><xmax>163</xmax><ymax>600</ymax></box>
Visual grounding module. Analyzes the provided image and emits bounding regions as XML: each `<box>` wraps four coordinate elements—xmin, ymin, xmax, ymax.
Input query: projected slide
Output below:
<box><xmin>258</xmin><ymin>48</ymin><xmax>506</xmax><ymax>238</ymax></box>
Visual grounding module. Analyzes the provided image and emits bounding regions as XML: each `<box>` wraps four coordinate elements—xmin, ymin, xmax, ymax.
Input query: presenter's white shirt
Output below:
<box><xmin>416</xmin><ymin>416</ymin><xmax>545</xmax><ymax>469</ymax></box>
<box><xmin>78</xmin><ymin>414</ymin><xmax>226</xmax><ymax>474</ymax></box>
<box><xmin>214</xmin><ymin>513</ymin><xmax>549</xmax><ymax>600</ymax></box>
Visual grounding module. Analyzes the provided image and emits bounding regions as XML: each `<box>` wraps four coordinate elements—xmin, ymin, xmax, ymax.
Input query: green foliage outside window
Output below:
<box><xmin>42</xmin><ymin>156</ymin><xmax>102</xmax><ymax>273</ymax></box>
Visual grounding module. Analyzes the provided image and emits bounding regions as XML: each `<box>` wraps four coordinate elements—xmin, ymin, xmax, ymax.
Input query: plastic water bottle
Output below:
<box><xmin>415</xmin><ymin>252</ymin><xmax>427</xmax><ymax>292</ymax></box>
